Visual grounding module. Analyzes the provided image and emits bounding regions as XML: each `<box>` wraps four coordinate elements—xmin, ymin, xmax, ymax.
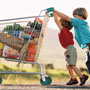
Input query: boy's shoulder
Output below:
<box><xmin>71</xmin><ymin>18</ymin><xmax>87</xmax><ymax>22</ymax></box>
<box><xmin>71</xmin><ymin>18</ymin><xmax>88</xmax><ymax>26</ymax></box>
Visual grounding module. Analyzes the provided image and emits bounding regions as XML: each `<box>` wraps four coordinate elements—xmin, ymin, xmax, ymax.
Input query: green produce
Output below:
<box><xmin>29</xmin><ymin>20</ymin><xmax>42</xmax><ymax>31</ymax></box>
<box><xmin>3</xmin><ymin>22</ymin><xmax>24</xmax><ymax>35</ymax></box>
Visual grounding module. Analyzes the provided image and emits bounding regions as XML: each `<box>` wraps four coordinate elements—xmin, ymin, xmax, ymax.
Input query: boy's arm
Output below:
<box><xmin>53</xmin><ymin>9</ymin><xmax>71</xmax><ymax>22</ymax></box>
<box><xmin>53</xmin><ymin>12</ymin><xmax>62</xmax><ymax>30</ymax></box>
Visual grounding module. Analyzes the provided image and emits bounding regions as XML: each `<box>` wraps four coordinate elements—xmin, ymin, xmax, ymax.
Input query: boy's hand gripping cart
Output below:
<box><xmin>0</xmin><ymin>10</ymin><xmax>53</xmax><ymax>85</ymax></box>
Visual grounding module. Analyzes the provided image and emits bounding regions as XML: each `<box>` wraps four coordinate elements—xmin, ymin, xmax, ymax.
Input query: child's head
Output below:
<box><xmin>73</xmin><ymin>7</ymin><xmax>88</xmax><ymax>20</ymax></box>
<box><xmin>59</xmin><ymin>19</ymin><xmax>73</xmax><ymax>30</ymax></box>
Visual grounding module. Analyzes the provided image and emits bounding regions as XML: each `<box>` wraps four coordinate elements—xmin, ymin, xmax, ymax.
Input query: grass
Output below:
<box><xmin>0</xmin><ymin>63</ymin><xmax>90</xmax><ymax>84</ymax></box>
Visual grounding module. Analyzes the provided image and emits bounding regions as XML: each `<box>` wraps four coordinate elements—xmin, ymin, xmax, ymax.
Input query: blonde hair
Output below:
<box><xmin>73</xmin><ymin>7</ymin><xmax>88</xmax><ymax>20</ymax></box>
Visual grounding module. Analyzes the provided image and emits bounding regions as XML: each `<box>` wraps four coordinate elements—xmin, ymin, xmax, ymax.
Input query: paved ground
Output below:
<box><xmin>0</xmin><ymin>83</ymin><xmax>90</xmax><ymax>90</ymax></box>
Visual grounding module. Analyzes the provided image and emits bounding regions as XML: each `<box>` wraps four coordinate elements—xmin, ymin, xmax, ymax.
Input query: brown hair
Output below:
<box><xmin>60</xmin><ymin>19</ymin><xmax>73</xmax><ymax>30</ymax></box>
<box><xmin>73</xmin><ymin>7</ymin><xmax>88</xmax><ymax>20</ymax></box>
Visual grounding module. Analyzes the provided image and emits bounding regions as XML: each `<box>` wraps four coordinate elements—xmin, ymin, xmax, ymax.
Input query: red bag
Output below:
<box><xmin>25</xmin><ymin>44</ymin><xmax>36</xmax><ymax>62</ymax></box>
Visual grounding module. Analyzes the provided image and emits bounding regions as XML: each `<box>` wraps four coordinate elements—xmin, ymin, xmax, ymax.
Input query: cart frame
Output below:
<box><xmin>0</xmin><ymin>12</ymin><xmax>52</xmax><ymax>85</ymax></box>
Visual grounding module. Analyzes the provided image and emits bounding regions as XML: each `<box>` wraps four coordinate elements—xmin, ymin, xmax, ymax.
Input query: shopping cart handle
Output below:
<box><xmin>46</xmin><ymin>7</ymin><xmax>54</xmax><ymax>13</ymax></box>
<box><xmin>49</xmin><ymin>13</ymin><xmax>53</xmax><ymax>17</ymax></box>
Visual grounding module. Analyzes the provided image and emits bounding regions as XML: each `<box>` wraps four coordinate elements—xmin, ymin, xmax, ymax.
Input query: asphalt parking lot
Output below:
<box><xmin>0</xmin><ymin>83</ymin><xmax>90</xmax><ymax>90</ymax></box>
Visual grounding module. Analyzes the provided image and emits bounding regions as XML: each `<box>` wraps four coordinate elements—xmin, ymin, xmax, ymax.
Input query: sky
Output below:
<box><xmin>0</xmin><ymin>0</ymin><xmax>90</xmax><ymax>29</ymax></box>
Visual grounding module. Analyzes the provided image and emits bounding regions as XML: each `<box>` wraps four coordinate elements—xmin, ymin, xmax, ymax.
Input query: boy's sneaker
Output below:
<box><xmin>80</xmin><ymin>74</ymin><xmax>89</xmax><ymax>86</ymax></box>
<box><xmin>66</xmin><ymin>78</ymin><xmax>78</xmax><ymax>85</ymax></box>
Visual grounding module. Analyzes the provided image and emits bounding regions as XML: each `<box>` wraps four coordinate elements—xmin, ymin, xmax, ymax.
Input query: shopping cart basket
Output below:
<box><xmin>0</xmin><ymin>11</ymin><xmax>53</xmax><ymax>85</ymax></box>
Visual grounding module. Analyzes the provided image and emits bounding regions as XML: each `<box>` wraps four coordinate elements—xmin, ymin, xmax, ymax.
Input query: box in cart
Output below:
<box><xmin>0</xmin><ymin>43</ymin><xmax>4</xmax><ymax>56</ymax></box>
<box><xmin>25</xmin><ymin>44</ymin><xmax>36</xmax><ymax>62</ymax></box>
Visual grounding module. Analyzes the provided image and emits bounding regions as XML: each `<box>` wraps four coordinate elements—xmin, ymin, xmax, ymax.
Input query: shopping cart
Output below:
<box><xmin>0</xmin><ymin>11</ymin><xmax>53</xmax><ymax>85</ymax></box>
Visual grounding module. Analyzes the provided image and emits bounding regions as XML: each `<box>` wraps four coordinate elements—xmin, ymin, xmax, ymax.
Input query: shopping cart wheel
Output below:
<box><xmin>47</xmin><ymin>76</ymin><xmax>52</xmax><ymax>85</ymax></box>
<box><xmin>0</xmin><ymin>77</ymin><xmax>2</xmax><ymax>84</ymax></box>
<box><xmin>40</xmin><ymin>76</ymin><xmax>52</xmax><ymax>85</ymax></box>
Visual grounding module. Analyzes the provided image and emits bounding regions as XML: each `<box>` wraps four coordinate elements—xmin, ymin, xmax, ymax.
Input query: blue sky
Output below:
<box><xmin>0</xmin><ymin>0</ymin><xmax>90</xmax><ymax>29</ymax></box>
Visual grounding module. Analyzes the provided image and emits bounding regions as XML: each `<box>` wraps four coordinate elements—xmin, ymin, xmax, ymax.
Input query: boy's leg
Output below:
<box><xmin>64</xmin><ymin>46</ymin><xmax>78</xmax><ymax>85</ymax></box>
<box><xmin>66</xmin><ymin>65</ymin><xmax>78</xmax><ymax>85</ymax></box>
<box><xmin>65</xmin><ymin>46</ymin><xmax>88</xmax><ymax>85</ymax></box>
<box><xmin>86</xmin><ymin>46</ymin><xmax>90</xmax><ymax>74</ymax></box>
<box><xmin>71</xmin><ymin>66</ymin><xmax>82</xmax><ymax>78</ymax></box>
<box><xmin>66</xmin><ymin>65</ymin><xmax>74</xmax><ymax>79</ymax></box>
<box><xmin>72</xmin><ymin>66</ymin><xmax>89</xmax><ymax>86</ymax></box>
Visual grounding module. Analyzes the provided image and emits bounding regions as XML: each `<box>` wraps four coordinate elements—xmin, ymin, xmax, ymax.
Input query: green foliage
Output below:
<box><xmin>0</xmin><ymin>64</ymin><xmax>89</xmax><ymax>84</ymax></box>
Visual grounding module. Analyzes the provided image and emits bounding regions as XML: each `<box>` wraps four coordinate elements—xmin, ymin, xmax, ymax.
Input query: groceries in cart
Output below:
<box><xmin>3</xmin><ymin>45</ymin><xmax>19</xmax><ymax>59</ymax></box>
<box><xmin>0</xmin><ymin>13</ymin><xmax>53</xmax><ymax>85</ymax></box>
<box><xmin>0</xmin><ymin>43</ymin><xmax>4</xmax><ymax>56</ymax></box>
<box><xmin>0</xmin><ymin>18</ymin><xmax>43</xmax><ymax>62</ymax></box>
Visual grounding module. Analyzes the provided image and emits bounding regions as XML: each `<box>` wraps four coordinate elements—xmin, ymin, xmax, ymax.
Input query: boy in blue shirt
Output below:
<box><xmin>46</xmin><ymin>7</ymin><xmax>89</xmax><ymax>86</ymax></box>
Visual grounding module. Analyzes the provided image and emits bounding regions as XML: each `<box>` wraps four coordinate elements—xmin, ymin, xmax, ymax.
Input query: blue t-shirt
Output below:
<box><xmin>71</xmin><ymin>18</ymin><xmax>90</xmax><ymax>49</ymax></box>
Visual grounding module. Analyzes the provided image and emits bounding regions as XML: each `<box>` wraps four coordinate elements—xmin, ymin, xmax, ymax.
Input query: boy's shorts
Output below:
<box><xmin>64</xmin><ymin>45</ymin><xmax>77</xmax><ymax>66</ymax></box>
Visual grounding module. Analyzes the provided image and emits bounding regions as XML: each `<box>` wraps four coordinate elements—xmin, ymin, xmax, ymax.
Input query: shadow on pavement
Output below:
<box><xmin>46</xmin><ymin>84</ymin><xmax>90</xmax><ymax>89</ymax></box>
